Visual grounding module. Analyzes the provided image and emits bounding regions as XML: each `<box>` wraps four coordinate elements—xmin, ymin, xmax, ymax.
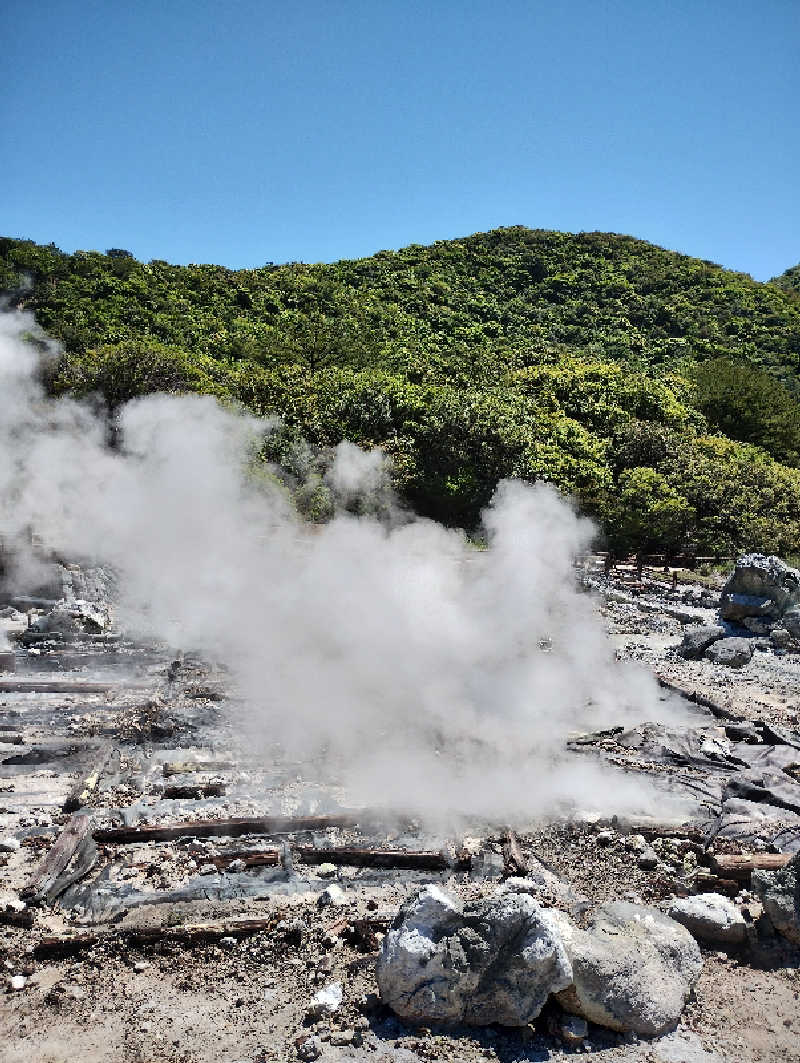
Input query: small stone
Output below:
<box><xmin>317</xmin><ymin>863</ymin><xmax>337</xmax><ymax>878</ymax></box>
<box><xmin>329</xmin><ymin>1029</ymin><xmax>355</xmax><ymax>1046</ymax></box>
<box><xmin>558</xmin><ymin>1014</ymin><xmax>588</xmax><ymax>1045</ymax></box>
<box><xmin>133</xmin><ymin>961</ymin><xmax>149</xmax><ymax>973</ymax></box>
<box><xmin>227</xmin><ymin>859</ymin><xmax>246</xmax><ymax>872</ymax></box>
<box><xmin>220</xmin><ymin>936</ymin><xmax>237</xmax><ymax>949</ymax></box>
<box><xmin>8</xmin><ymin>975</ymin><xmax>27</xmax><ymax>992</ymax></box>
<box><xmin>596</xmin><ymin>830</ymin><xmax>615</xmax><ymax>847</ymax></box>
<box><xmin>308</xmin><ymin>981</ymin><xmax>343</xmax><ymax>1018</ymax></box>
<box><xmin>198</xmin><ymin>863</ymin><xmax>216</xmax><ymax>875</ymax></box>
<box><xmin>317</xmin><ymin>884</ymin><xmax>347</xmax><ymax>908</ymax></box>
<box><xmin>0</xmin><ymin>837</ymin><xmax>21</xmax><ymax>853</ymax></box>
<box><xmin>638</xmin><ymin>847</ymin><xmax>659</xmax><ymax>870</ymax></box>
<box><xmin>296</xmin><ymin>1035</ymin><xmax>322</xmax><ymax>1061</ymax></box>
<box><xmin>626</xmin><ymin>834</ymin><xmax>647</xmax><ymax>852</ymax></box>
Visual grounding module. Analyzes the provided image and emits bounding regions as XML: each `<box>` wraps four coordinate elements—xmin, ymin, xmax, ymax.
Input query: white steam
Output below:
<box><xmin>0</xmin><ymin>309</ymin><xmax>690</xmax><ymax>823</ymax></box>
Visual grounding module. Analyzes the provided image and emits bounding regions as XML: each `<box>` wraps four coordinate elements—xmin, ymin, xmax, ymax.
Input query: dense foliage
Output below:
<box><xmin>770</xmin><ymin>263</ymin><xmax>800</xmax><ymax>296</ymax></box>
<box><xmin>4</xmin><ymin>228</ymin><xmax>800</xmax><ymax>557</ymax></box>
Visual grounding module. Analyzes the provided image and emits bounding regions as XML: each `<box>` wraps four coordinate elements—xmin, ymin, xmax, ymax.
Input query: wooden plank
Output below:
<box><xmin>93</xmin><ymin>813</ymin><xmax>364</xmax><ymax>845</ymax></box>
<box><xmin>62</xmin><ymin>744</ymin><xmax>114</xmax><ymax>813</ymax></box>
<box><xmin>710</xmin><ymin>853</ymin><xmax>791</xmax><ymax>881</ymax></box>
<box><xmin>163</xmin><ymin>782</ymin><xmax>227</xmax><ymax>800</ymax></box>
<box><xmin>34</xmin><ymin>916</ymin><xmax>279</xmax><ymax>957</ymax></box>
<box><xmin>0</xmin><ymin>679</ymin><xmax>119</xmax><ymax>694</ymax></box>
<box><xmin>21</xmin><ymin>813</ymin><xmax>93</xmax><ymax>903</ymax></box>
<box><xmin>295</xmin><ymin>847</ymin><xmax>469</xmax><ymax>871</ymax></box>
<box><xmin>162</xmin><ymin>760</ymin><xmax>236</xmax><ymax>777</ymax></box>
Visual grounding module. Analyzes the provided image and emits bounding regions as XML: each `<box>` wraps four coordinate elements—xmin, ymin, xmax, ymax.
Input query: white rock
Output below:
<box><xmin>377</xmin><ymin>886</ymin><xmax>573</xmax><ymax>1026</ymax></box>
<box><xmin>557</xmin><ymin>901</ymin><xmax>702</xmax><ymax>1036</ymax></box>
<box><xmin>317</xmin><ymin>884</ymin><xmax>347</xmax><ymax>908</ymax></box>
<box><xmin>8</xmin><ymin>975</ymin><xmax>27</xmax><ymax>991</ymax></box>
<box><xmin>0</xmin><ymin>838</ymin><xmax>21</xmax><ymax>853</ymax></box>
<box><xmin>666</xmin><ymin>893</ymin><xmax>747</xmax><ymax>945</ymax></box>
<box><xmin>308</xmin><ymin>981</ymin><xmax>343</xmax><ymax>1017</ymax></box>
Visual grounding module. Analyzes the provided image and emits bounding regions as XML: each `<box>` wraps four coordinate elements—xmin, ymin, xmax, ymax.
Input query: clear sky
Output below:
<box><xmin>4</xmin><ymin>1</ymin><xmax>798</xmax><ymax>280</ymax></box>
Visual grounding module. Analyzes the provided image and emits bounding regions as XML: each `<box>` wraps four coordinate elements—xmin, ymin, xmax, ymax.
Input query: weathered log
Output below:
<box><xmin>162</xmin><ymin>760</ymin><xmax>236</xmax><ymax>777</ymax></box>
<box><xmin>63</xmin><ymin>743</ymin><xmax>114</xmax><ymax>813</ymax></box>
<box><xmin>710</xmin><ymin>853</ymin><xmax>791</xmax><ymax>881</ymax></box>
<box><xmin>295</xmin><ymin>847</ymin><xmax>469</xmax><ymax>871</ymax></box>
<box><xmin>34</xmin><ymin>916</ymin><xmax>278</xmax><ymax>957</ymax></box>
<box><xmin>162</xmin><ymin>782</ymin><xmax>227</xmax><ymax>800</ymax></box>
<box><xmin>21</xmin><ymin>813</ymin><xmax>93</xmax><ymax>904</ymax></box>
<box><xmin>94</xmin><ymin>813</ymin><xmax>363</xmax><ymax>845</ymax></box>
<box><xmin>0</xmin><ymin>679</ymin><xmax>118</xmax><ymax>694</ymax></box>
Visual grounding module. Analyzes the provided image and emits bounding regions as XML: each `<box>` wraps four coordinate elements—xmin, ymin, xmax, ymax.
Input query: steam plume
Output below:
<box><xmin>0</xmin><ymin>309</ymin><xmax>690</xmax><ymax>823</ymax></box>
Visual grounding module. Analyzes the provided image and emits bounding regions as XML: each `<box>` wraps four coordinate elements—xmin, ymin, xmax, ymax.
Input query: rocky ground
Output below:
<box><xmin>1</xmin><ymin>559</ymin><xmax>799</xmax><ymax>1062</ymax></box>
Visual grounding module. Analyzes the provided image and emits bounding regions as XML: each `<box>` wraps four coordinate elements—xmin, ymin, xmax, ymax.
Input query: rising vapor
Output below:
<box><xmin>0</xmin><ymin>308</ymin><xmax>690</xmax><ymax>823</ymax></box>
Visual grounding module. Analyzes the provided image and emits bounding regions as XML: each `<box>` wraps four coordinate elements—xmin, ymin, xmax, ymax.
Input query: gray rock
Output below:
<box><xmin>705</xmin><ymin>637</ymin><xmax>753</xmax><ymax>668</ymax></box>
<box><xmin>638</xmin><ymin>847</ymin><xmax>659</xmax><ymax>871</ymax></box>
<box><xmin>666</xmin><ymin>893</ymin><xmax>746</xmax><ymax>945</ymax></box>
<box><xmin>719</xmin><ymin>554</ymin><xmax>800</xmax><ymax>622</ymax></box>
<box><xmin>557</xmin><ymin>901</ymin><xmax>702</xmax><ymax>1036</ymax></box>
<box><xmin>742</xmin><ymin>616</ymin><xmax>774</xmax><ymax>636</ymax></box>
<box><xmin>752</xmin><ymin>850</ymin><xmax>800</xmax><ymax>944</ymax></box>
<box><xmin>771</xmin><ymin>627</ymin><xmax>794</xmax><ymax>649</ymax></box>
<box><xmin>296</xmin><ymin>1035</ymin><xmax>322</xmax><ymax>1061</ymax></box>
<box><xmin>784</xmin><ymin>608</ymin><xmax>800</xmax><ymax>639</ymax></box>
<box><xmin>376</xmin><ymin>885</ymin><xmax>573</xmax><ymax>1026</ymax></box>
<box><xmin>677</xmin><ymin>624</ymin><xmax>725</xmax><ymax>660</ymax></box>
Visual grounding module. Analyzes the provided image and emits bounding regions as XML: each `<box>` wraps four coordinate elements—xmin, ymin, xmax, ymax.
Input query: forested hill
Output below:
<box><xmin>771</xmin><ymin>263</ymin><xmax>800</xmax><ymax>296</ymax></box>
<box><xmin>2</xmin><ymin>227</ymin><xmax>800</xmax><ymax>558</ymax></box>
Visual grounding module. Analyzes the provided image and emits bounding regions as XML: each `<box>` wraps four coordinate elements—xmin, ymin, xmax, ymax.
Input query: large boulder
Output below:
<box><xmin>719</xmin><ymin>554</ymin><xmax>800</xmax><ymax>623</ymax></box>
<box><xmin>666</xmin><ymin>893</ymin><xmax>746</xmax><ymax>946</ymax></box>
<box><xmin>752</xmin><ymin>851</ymin><xmax>800</xmax><ymax>944</ymax></box>
<box><xmin>556</xmin><ymin>902</ymin><xmax>702</xmax><ymax>1036</ymax></box>
<box><xmin>376</xmin><ymin>885</ymin><xmax>573</xmax><ymax>1026</ymax></box>
<box><xmin>677</xmin><ymin>624</ymin><xmax>725</xmax><ymax>660</ymax></box>
<box><xmin>704</xmin><ymin>637</ymin><xmax>753</xmax><ymax>668</ymax></box>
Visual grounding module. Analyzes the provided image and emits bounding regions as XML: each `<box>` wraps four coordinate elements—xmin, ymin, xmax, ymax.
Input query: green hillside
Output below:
<box><xmin>3</xmin><ymin>227</ymin><xmax>800</xmax><ymax>557</ymax></box>
<box><xmin>770</xmin><ymin>263</ymin><xmax>800</xmax><ymax>296</ymax></box>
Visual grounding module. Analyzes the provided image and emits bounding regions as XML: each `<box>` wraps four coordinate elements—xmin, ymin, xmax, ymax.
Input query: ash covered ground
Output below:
<box><xmin>1</xmin><ymin>558</ymin><xmax>799</xmax><ymax>1063</ymax></box>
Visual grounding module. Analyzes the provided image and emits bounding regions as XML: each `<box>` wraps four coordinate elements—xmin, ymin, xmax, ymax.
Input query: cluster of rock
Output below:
<box><xmin>377</xmin><ymin>885</ymin><xmax>702</xmax><ymax>1037</ymax></box>
<box><xmin>679</xmin><ymin>554</ymin><xmax>800</xmax><ymax>667</ymax></box>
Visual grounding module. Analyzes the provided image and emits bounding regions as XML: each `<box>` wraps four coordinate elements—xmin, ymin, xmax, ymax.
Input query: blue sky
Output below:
<box><xmin>4</xmin><ymin>1</ymin><xmax>798</xmax><ymax>280</ymax></box>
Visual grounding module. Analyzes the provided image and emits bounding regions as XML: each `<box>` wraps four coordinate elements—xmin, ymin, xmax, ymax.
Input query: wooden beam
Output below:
<box><xmin>94</xmin><ymin>813</ymin><xmax>364</xmax><ymax>845</ymax></box>
<box><xmin>295</xmin><ymin>847</ymin><xmax>468</xmax><ymax>871</ymax></box>
<box><xmin>163</xmin><ymin>782</ymin><xmax>227</xmax><ymax>800</ymax></box>
<box><xmin>162</xmin><ymin>760</ymin><xmax>236</xmax><ymax>777</ymax></box>
<box><xmin>710</xmin><ymin>853</ymin><xmax>791</xmax><ymax>881</ymax></box>
<box><xmin>21</xmin><ymin>813</ymin><xmax>93</xmax><ymax>904</ymax></box>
